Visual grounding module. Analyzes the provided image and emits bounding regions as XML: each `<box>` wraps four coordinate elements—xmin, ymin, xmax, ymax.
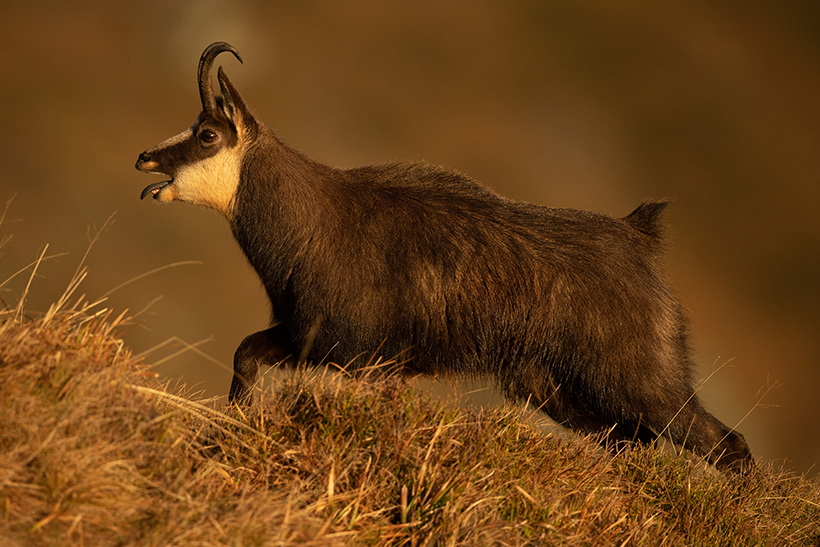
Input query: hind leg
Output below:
<box><xmin>506</xmin><ymin>365</ymin><xmax>752</xmax><ymax>472</ymax></box>
<box><xmin>555</xmin><ymin>408</ymin><xmax>663</xmax><ymax>456</ymax></box>
<box><xmin>503</xmin><ymin>372</ymin><xmax>655</xmax><ymax>451</ymax></box>
<box><xmin>561</xmin><ymin>401</ymin><xmax>751</xmax><ymax>473</ymax></box>
<box><xmin>499</xmin><ymin>364</ymin><xmax>645</xmax><ymax>444</ymax></box>
<box><xmin>659</xmin><ymin>402</ymin><xmax>753</xmax><ymax>473</ymax></box>
<box><xmin>229</xmin><ymin>324</ymin><xmax>295</xmax><ymax>405</ymax></box>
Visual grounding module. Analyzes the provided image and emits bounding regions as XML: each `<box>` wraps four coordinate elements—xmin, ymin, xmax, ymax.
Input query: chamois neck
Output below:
<box><xmin>229</xmin><ymin>124</ymin><xmax>339</xmax><ymax>298</ymax></box>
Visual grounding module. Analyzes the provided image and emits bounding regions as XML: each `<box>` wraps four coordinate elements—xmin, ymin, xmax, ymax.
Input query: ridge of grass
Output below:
<box><xmin>1</xmin><ymin>235</ymin><xmax>818</xmax><ymax>545</ymax></box>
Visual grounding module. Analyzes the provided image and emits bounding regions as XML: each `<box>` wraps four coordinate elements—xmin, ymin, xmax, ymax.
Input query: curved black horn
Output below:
<box><xmin>198</xmin><ymin>42</ymin><xmax>243</xmax><ymax>112</ymax></box>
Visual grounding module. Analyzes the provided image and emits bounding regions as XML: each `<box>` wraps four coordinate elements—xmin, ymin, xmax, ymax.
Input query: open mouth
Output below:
<box><xmin>140</xmin><ymin>180</ymin><xmax>173</xmax><ymax>200</ymax></box>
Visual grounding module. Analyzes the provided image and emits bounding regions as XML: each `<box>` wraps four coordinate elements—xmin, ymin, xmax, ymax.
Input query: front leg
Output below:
<box><xmin>229</xmin><ymin>325</ymin><xmax>294</xmax><ymax>405</ymax></box>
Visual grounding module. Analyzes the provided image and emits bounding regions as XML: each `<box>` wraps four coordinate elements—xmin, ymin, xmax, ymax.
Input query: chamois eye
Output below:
<box><xmin>200</xmin><ymin>130</ymin><xmax>218</xmax><ymax>144</ymax></box>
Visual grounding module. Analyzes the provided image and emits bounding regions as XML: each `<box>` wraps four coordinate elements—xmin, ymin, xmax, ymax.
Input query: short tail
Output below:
<box><xmin>624</xmin><ymin>199</ymin><xmax>672</xmax><ymax>241</ymax></box>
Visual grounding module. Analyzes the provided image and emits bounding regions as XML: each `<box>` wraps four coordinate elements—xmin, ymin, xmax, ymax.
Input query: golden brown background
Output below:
<box><xmin>2</xmin><ymin>1</ymin><xmax>818</xmax><ymax>476</ymax></box>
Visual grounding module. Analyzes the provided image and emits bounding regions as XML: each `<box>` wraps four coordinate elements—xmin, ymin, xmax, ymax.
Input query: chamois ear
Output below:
<box><xmin>217</xmin><ymin>66</ymin><xmax>252</xmax><ymax>131</ymax></box>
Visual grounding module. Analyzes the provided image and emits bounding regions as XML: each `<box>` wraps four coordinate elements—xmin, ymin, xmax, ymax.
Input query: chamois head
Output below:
<box><xmin>135</xmin><ymin>42</ymin><xmax>254</xmax><ymax>218</ymax></box>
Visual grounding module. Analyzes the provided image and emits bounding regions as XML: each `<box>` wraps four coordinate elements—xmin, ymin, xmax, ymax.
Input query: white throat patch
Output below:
<box><xmin>162</xmin><ymin>145</ymin><xmax>242</xmax><ymax>218</ymax></box>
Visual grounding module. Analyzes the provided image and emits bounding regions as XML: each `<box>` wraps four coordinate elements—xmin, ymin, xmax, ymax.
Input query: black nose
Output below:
<box><xmin>138</xmin><ymin>151</ymin><xmax>151</xmax><ymax>163</ymax></box>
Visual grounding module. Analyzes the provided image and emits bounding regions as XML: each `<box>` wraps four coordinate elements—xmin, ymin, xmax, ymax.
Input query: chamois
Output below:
<box><xmin>135</xmin><ymin>42</ymin><xmax>753</xmax><ymax>472</ymax></box>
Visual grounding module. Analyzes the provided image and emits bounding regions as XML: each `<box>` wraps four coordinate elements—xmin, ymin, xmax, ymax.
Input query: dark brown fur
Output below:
<box><xmin>138</xmin><ymin>43</ymin><xmax>753</xmax><ymax>473</ymax></box>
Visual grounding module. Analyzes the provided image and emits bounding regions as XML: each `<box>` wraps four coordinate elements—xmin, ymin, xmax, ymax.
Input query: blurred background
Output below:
<box><xmin>1</xmin><ymin>1</ymin><xmax>818</xmax><ymax>476</ymax></box>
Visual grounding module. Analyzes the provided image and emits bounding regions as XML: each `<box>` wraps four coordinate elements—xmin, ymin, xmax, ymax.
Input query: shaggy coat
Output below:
<box><xmin>136</xmin><ymin>42</ymin><xmax>752</xmax><ymax>473</ymax></box>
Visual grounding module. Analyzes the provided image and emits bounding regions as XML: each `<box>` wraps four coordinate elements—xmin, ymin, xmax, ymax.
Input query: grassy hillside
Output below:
<box><xmin>1</xmin><ymin>284</ymin><xmax>819</xmax><ymax>545</ymax></box>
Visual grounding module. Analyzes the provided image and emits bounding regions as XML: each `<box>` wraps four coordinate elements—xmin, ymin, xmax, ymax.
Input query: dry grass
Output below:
<box><xmin>1</xmin><ymin>247</ymin><xmax>819</xmax><ymax>545</ymax></box>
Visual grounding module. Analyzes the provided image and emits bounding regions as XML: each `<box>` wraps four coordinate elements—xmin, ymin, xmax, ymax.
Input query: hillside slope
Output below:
<box><xmin>1</xmin><ymin>294</ymin><xmax>819</xmax><ymax>546</ymax></box>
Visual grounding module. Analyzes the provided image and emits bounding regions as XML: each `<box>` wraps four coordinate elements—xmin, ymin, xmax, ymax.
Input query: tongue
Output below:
<box><xmin>140</xmin><ymin>180</ymin><xmax>172</xmax><ymax>200</ymax></box>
